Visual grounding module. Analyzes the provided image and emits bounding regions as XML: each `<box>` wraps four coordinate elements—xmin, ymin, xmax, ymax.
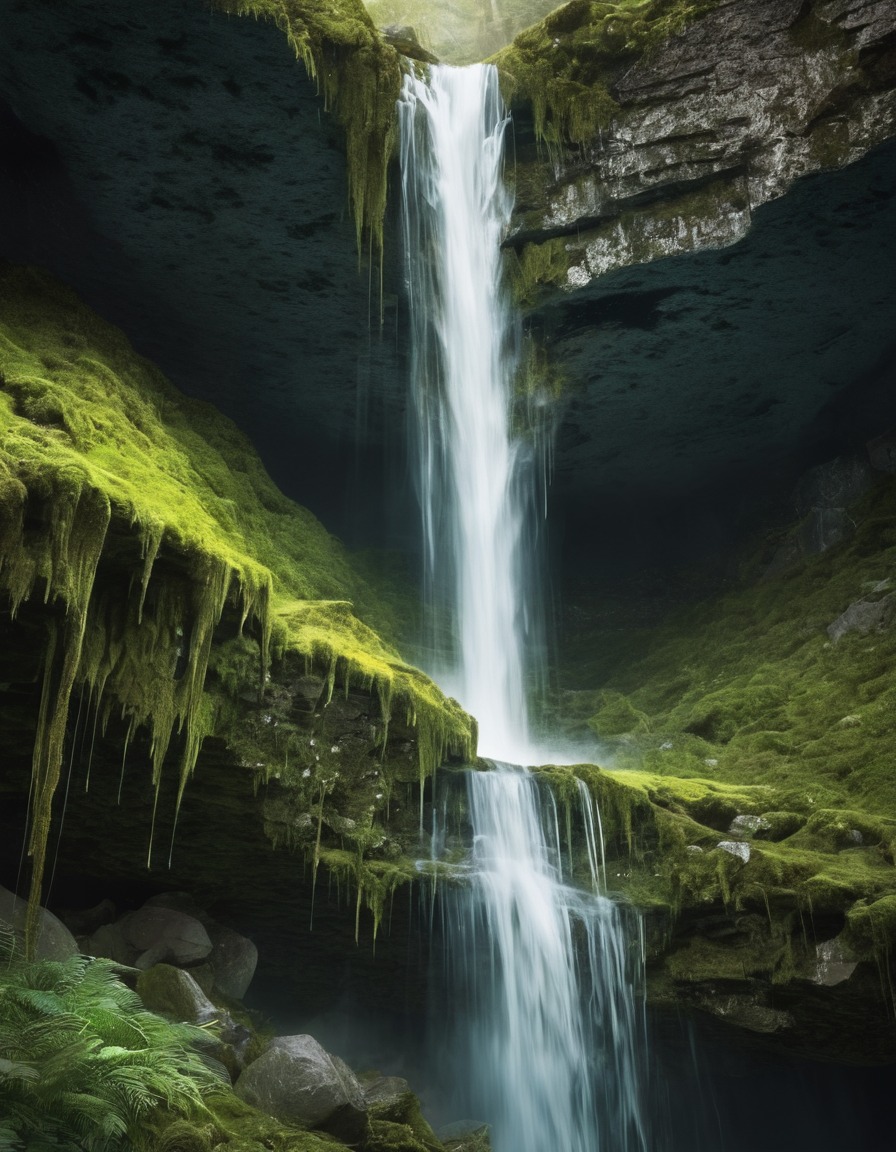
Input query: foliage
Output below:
<box><xmin>547</xmin><ymin>476</ymin><xmax>896</xmax><ymax>976</ymax></box>
<box><xmin>0</xmin><ymin>265</ymin><xmax>474</xmax><ymax>951</ymax></box>
<box><xmin>0</xmin><ymin>936</ymin><xmax>228</xmax><ymax>1151</ymax></box>
<box><xmin>363</xmin><ymin>0</ymin><xmax>561</xmax><ymax>64</ymax></box>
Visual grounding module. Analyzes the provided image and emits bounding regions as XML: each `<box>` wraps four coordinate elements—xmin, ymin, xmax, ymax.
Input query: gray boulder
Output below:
<box><xmin>208</xmin><ymin>924</ymin><xmax>258</xmax><ymax>1000</ymax></box>
<box><xmin>235</xmin><ymin>1034</ymin><xmax>367</xmax><ymax>1143</ymax></box>
<box><xmin>86</xmin><ymin>921</ymin><xmax>132</xmax><ymax>965</ymax></box>
<box><xmin>118</xmin><ymin>905</ymin><xmax>212</xmax><ymax>968</ymax></box>
<box><xmin>0</xmin><ymin>884</ymin><xmax>79</xmax><ymax>961</ymax></box>
<box><xmin>827</xmin><ymin>592</ymin><xmax>896</xmax><ymax>643</ymax></box>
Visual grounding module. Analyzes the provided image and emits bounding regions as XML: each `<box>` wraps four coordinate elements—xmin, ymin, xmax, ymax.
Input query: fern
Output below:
<box><xmin>0</xmin><ymin>937</ymin><xmax>228</xmax><ymax>1151</ymax></box>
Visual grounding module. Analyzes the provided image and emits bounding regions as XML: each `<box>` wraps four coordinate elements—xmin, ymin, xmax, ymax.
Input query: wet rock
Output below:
<box><xmin>703</xmin><ymin>993</ymin><xmax>793</xmax><ymax>1034</ymax></box>
<box><xmin>137</xmin><ymin>962</ymin><xmax>219</xmax><ymax>1025</ymax></box>
<box><xmin>827</xmin><ymin>592</ymin><xmax>896</xmax><ymax>642</ymax></box>
<box><xmin>362</xmin><ymin>1073</ymin><xmax>413</xmax><ymax>1111</ymax></box>
<box><xmin>0</xmin><ymin>884</ymin><xmax>79</xmax><ymax>961</ymax></box>
<box><xmin>728</xmin><ymin>815</ymin><xmax>771</xmax><ymax>838</ymax></box>
<box><xmin>137</xmin><ymin>963</ymin><xmax>254</xmax><ymax>1076</ymax></box>
<box><xmin>234</xmin><ymin>1034</ymin><xmax>368</xmax><ymax>1143</ymax></box>
<box><xmin>438</xmin><ymin>1121</ymin><xmax>491</xmax><ymax>1151</ymax></box>
<box><xmin>813</xmin><ymin>936</ymin><xmax>858</xmax><ymax>986</ymax></box>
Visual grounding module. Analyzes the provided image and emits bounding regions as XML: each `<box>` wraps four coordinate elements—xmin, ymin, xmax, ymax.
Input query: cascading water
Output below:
<box><xmin>398</xmin><ymin>63</ymin><xmax>532</xmax><ymax>763</ymax></box>
<box><xmin>433</xmin><ymin>766</ymin><xmax>649</xmax><ymax>1152</ymax></box>
<box><xmin>399</xmin><ymin>64</ymin><xmax>649</xmax><ymax>1151</ymax></box>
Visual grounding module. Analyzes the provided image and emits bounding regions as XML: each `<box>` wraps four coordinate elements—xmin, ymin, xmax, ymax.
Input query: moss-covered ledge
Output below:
<box><xmin>539</xmin><ymin>475</ymin><xmax>896</xmax><ymax>1060</ymax></box>
<box><xmin>0</xmin><ymin>264</ymin><xmax>474</xmax><ymax>951</ymax></box>
<box><xmin>533</xmin><ymin>760</ymin><xmax>896</xmax><ymax>1060</ymax></box>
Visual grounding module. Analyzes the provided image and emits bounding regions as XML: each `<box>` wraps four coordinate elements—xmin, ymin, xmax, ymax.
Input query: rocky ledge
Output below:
<box><xmin>504</xmin><ymin>0</ymin><xmax>896</xmax><ymax>289</ymax></box>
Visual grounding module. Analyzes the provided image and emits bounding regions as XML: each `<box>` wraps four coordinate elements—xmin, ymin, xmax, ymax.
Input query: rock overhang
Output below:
<box><xmin>0</xmin><ymin>0</ymin><xmax>894</xmax><ymax>544</ymax></box>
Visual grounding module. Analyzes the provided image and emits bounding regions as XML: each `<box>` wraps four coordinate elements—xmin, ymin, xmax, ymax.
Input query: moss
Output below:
<box><xmin>367</xmin><ymin>1121</ymin><xmax>433</xmax><ymax>1152</ymax></box>
<box><xmin>215</xmin><ymin>0</ymin><xmax>402</xmax><ymax>262</ymax></box>
<box><xmin>192</xmin><ymin>1093</ymin><xmax>345</xmax><ymax>1151</ymax></box>
<box><xmin>509</xmin><ymin>237</ymin><xmax>575</xmax><ymax>308</ymax></box>
<box><xmin>367</xmin><ymin>1092</ymin><xmax>442</xmax><ymax>1152</ymax></box>
<box><xmin>845</xmin><ymin>895</ymin><xmax>896</xmax><ymax>959</ymax></box>
<box><xmin>0</xmin><ymin>265</ymin><xmax>473</xmax><ymax>951</ymax></box>
<box><xmin>586</xmin><ymin>689</ymin><xmax>650</xmax><ymax>737</ymax></box>
<box><xmin>493</xmin><ymin>0</ymin><xmax>723</xmax><ymax>146</ymax></box>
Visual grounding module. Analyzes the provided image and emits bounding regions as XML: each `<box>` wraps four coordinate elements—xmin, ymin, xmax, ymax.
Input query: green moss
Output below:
<box><xmin>493</xmin><ymin>0</ymin><xmax>723</xmax><ymax>145</ymax></box>
<box><xmin>0</xmin><ymin>265</ymin><xmax>473</xmax><ymax>951</ymax></box>
<box><xmin>845</xmin><ymin>895</ymin><xmax>896</xmax><ymax>959</ymax></box>
<box><xmin>215</xmin><ymin>0</ymin><xmax>402</xmax><ymax>262</ymax></box>
<box><xmin>367</xmin><ymin>1120</ymin><xmax>434</xmax><ymax>1152</ymax></box>
<box><xmin>586</xmin><ymin>689</ymin><xmax>650</xmax><ymax>737</ymax></box>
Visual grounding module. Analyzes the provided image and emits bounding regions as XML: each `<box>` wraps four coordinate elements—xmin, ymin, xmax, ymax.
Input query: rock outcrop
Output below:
<box><xmin>507</xmin><ymin>0</ymin><xmax>896</xmax><ymax>281</ymax></box>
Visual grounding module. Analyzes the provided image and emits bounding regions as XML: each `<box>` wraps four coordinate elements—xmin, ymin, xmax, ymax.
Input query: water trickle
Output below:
<box><xmin>399</xmin><ymin>63</ymin><xmax>649</xmax><ymax>1152</ymax></box>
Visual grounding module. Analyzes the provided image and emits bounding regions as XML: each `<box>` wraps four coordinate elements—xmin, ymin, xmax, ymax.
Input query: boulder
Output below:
<box><xmin>136</xmin><ymin>963</ymin><xmax>219</xmax><ymax>1025</ymax></box>
<box><xmin>137</xmin><ymin>963</ymin><xmax>254</xmax><ymax>1076</ymax></box>
<box><xmin>86</xmin><ymin>921</ymin><xmax>132</xmax><ymax>965</ymax></box>
<box><xmin>827</xmin><ymin>592</ymin><xmax>896</xmax><ymax>642</ymax></box>
<box><xmin>208</xmin><ymin>924</ymin><xmax>258</xmax><ymax>1000</ymax></box>
<box><xmin>235</xmin><ymin>1034</ymin><xmax>367</xmax><ymax>1144</ymax></box>
<box><xmin>813</xmin><ymin>937</ymin><xmax>858</xmax><ymax>987</ymax></box>
<box><xmin>118</xmin><ymin>905</ymin><xmax>212</xmax><ymax>968</ymax></box>
<box><xmin>0</xmin><ymin>884</ymin><xmax>79</xmax><ymax>961</ymax></box>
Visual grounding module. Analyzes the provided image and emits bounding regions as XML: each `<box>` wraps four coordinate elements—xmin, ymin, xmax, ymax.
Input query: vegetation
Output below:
<box><xmin>0</xmin><ymin>264</ymin><xmax>473</xmax><ymax>952</ymax></box>
<box><xmin>0</xmin><ymin>930</ymin><xmax>227</xmax><ymax>1150</ymax></box>
<box><xmin>545</xmin><ymin>475</ymin><xmax>896</xmax><ymax>983</ymax></box>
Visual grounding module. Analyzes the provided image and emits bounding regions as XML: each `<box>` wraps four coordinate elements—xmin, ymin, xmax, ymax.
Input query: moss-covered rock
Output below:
<box><xmin>0</xmin><ymin>264</ymin><xmax>473</xmax><ymax>949</ymax></box>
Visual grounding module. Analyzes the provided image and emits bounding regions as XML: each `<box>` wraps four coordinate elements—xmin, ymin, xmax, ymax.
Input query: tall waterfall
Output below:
<box><xmin>399</xmin><ymin>64</ymin><xmax>648</xmax><ymax>1152</ymax></box>
<box><xmin>398</xmin><ymin>63</ymin><xmax>533</xmax><ymax>761</ymax></box>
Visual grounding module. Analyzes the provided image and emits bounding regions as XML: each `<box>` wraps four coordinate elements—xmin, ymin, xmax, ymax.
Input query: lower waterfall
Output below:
<box><xmin>399</xmin><ymin>63</ymin><xmax>651</xmax><ymax>1151</ymax></box>
<box><xmin>433</xmin><ymin>766</ymin><xmax>649</xmax><ymax>1152</ymax></box>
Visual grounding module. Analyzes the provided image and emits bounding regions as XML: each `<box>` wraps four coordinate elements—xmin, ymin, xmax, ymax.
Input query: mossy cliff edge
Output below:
<box><xmin>0</xmin><ymin>265</ymin><xmax>473</xmax><ymax>952</ymax></box>
<box><xmin>215</xmin><ymin>0</ymin><xmax>403</xmax><ymax>259</ymax></box>
<box><xmin>540</xmin><ymin>474</ymin><xmax>896</xmax><ymax>1060</ymax></box>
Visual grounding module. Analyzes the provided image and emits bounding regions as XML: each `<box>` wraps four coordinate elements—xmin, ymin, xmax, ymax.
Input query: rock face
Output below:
<box><xmin>505</xmin><ymin>0</ymin><xmax>896</xmax><ymax>515</ymax></box>
<box><xmin>512</xmin><ymin>0</ymin><xmax>896</xmax><ymax>280</ymax></box>
<box><xmin>235</xmin><ymin>1034</ymin><xmax>368</xmax><ymax>1143</ymax></box>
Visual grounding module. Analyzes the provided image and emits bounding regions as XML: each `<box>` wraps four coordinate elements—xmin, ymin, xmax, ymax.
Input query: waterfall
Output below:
<box><xmin>398</xmin><ymin>63</ymin><xmax>533</xmax><ymax>762</ymax></box>
<box><xmin>434</xmin><ymin>766</ymin><xmax>649</xmax><ymax>1152</ymax></box>
<box><xmin>399</xmin><ymin>64</ymin><xmax>648</xmax><ymax>1152</ymax></box>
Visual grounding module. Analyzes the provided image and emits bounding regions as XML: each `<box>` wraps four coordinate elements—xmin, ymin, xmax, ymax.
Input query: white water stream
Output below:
<box><xmin>398</xmin><ymin>63</ymin><xmax>530</xmax><ymax>763</ymax></box>
<box><xmin>399</xmin><ymin>64</ymin><xmax>649</xmax><ymax>1151</ymax></box>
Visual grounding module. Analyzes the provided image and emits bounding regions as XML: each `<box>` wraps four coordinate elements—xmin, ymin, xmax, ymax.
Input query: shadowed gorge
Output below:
<box><xmin>1</xmin><ymin>0</ymin><xmax>896</xmax><ymax>1149</ymax></box>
